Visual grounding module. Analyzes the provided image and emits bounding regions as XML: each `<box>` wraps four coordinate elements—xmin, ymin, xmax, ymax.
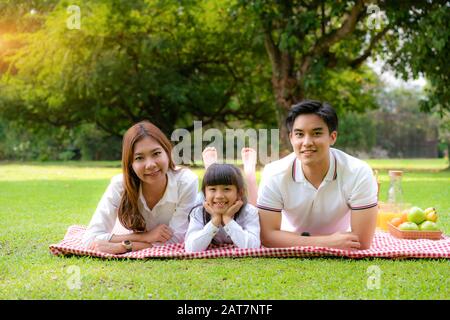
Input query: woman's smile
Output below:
<box><xmin>144</xmin><ymin>169</ymin><xmax>161</xmax><ymax>177</ymax></box>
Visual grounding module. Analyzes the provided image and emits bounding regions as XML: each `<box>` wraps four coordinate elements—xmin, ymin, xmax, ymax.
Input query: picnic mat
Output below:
<box><xmin>49</xmin><ymin>225</ymin><xmax>450</xmax><ymax>259</ymax></box>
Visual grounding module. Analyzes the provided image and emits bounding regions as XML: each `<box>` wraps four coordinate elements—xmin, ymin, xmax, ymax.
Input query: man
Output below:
<box><xmin>257</xmin><ymin>100</ymin><xmax>378</xmax><ymax>250</ymax></box>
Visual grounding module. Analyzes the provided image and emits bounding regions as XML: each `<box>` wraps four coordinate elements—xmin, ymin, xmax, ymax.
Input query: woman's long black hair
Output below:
<box><xmin>190</xmin><ymin>163</ymin><xmax>248</xmax><ymax>226</ymax></box>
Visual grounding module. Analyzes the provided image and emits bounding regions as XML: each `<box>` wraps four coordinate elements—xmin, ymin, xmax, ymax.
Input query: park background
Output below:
<box><xmin>0</xmin><ymin>0</ymin><xmax>449</xmax><ymax>300</ymax></box>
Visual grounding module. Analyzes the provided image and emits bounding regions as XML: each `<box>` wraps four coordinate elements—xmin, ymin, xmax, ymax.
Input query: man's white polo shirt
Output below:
<box><xmin>257</xmin><ymin>148</ymin><xmax>378</xmax><ymax>235</ymax></box>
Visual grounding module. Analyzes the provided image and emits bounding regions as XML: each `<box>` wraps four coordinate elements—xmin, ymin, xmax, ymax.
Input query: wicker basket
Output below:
<box><xmin>388</xmin><ymin>223</ymin><xmax>443</xmax><ymax>240</ymax></box>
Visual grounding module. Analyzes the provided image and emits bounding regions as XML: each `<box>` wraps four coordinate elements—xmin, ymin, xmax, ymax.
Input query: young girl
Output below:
<box><xmin>184</xmin><ymin>162</ymin><xmax>260</xmax><ymax>252</ymax></box>
<box><xmin>82</xmin><ymin>121</ymin><xmax>198</xmax><ymax>254</ymax></box>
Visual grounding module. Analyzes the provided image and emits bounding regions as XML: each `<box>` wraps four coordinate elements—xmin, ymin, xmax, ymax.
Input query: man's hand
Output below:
<box><xmin>260</xmin><ymin>208</ymin><xmax>368</xmax><ymax>250</ymax></box>
<box><xmin>323</xmin><ymin>232</ymin><xmax>361</xmax><ymax>250</ymax></box>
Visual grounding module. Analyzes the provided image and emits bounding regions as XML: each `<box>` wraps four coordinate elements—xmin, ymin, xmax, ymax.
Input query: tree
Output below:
<box><xmin>334</xmin><ymin>111</ymin><xmax>376</xmax><ymax>156</ymax></box>
<box><xmin>0</xmin><ymin>0</ymin><xmax>275</xmax><ymax>138</ymax></box>
<box><xmin>380</xmin><ymin>2</ymin><xmax>449</xmax><ymax>116</ymax></box>
<box><xmin>373</xmin><ymin>87</ymin><xmax>441</xmax><ymax>158</ymax></box>
<box><xmin>1</xmin><ymin>0</ymin><xmax>448</xmax><ymax>157</ymax></box>
<box><xmin>236</xmin><ymin>0</ymin><xmax>449</xmax><ymax>150</ymax></box>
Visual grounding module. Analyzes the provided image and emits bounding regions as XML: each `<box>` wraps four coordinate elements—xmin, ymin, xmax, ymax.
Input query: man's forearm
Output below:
<box><xmin>262</xmin><ymin>229</ymin><xmax>326</xmax><ymax>248</ymax></box>
<box><xmin>348</xmin><ymin>230</ymin><xmax>374</xmax><ymax>250</ymax></box>
<box><xmin>351</xmin><ymin>207</ymin><xmax>378</xmax><ymax>250</ymax></box>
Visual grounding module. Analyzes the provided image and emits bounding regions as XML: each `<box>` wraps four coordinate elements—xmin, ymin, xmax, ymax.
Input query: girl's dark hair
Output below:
<box><xmin>285</xmin><ymin>100</ymin><xmax>338</xmax><ymax>134</ymax></box>
<box><xmin>190</xmin><ymin>163</ymin><xmax>248</xmax><ymax>228</ymax></box>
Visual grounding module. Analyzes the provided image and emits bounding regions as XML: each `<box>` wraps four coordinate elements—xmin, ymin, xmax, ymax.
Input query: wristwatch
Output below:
<box><xmin>121</xmin><ymin>240</ymin><xmax>132</xmax><ymax>253</ymax></box>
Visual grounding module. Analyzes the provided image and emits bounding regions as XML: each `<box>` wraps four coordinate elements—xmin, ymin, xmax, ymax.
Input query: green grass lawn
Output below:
<box><xmin>0</xmin><ymin>160</ymin><xmax>449</xmax><ymax>300</ymax></box>
<box><xmin>365</xmin><ymin>158</ymin><xmax>449</xmax><ymax>171</ymax></box>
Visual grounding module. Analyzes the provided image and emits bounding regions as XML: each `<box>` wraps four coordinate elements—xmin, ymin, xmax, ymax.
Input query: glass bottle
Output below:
<box><xmin>373</xmin><ymin>169</ymin><xmax>380</xmax><ymax>200</ymax></box>
<box><xmin>387</xmin><ymin>170</ymin><xmax>404</xmax><ymax>208</ymax></box>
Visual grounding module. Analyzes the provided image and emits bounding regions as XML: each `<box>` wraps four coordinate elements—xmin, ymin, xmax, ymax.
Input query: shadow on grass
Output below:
<box><xmin>48</xmin><ymin>253</ymin><xmax>449</xmax><ymax>262</ymax></box>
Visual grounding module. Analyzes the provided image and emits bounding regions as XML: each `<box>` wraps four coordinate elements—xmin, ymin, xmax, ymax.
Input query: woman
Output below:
<box><xmin>82</xmin><ymin>121</ymin><xmax>198</xmax><ymax>254</ymax></box>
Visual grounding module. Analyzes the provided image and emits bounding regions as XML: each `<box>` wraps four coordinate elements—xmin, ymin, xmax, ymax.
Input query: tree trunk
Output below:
<box><xmin>264</xmin><ymin>31</ymin><xmax>304</xmax><ymax>156</ymax></box>
<box><xmin>272</xmin><ymin>74</ymin><xmax>303</xmax><ymax>156</ymax></box>
<box><xmin>262</xmin><ymin>1</ymin><xmax>367</xmax><ymax>157</ymax></box>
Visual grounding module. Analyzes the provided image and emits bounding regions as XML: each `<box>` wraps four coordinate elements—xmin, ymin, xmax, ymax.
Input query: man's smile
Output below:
<box><xmin>301</xmin><ymin>150</ymin><xmax>317</xmax><ymax>155</ymax></box>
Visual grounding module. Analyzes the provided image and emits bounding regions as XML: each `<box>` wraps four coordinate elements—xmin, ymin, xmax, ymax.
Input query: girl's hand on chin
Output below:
<box><xmin>223</xmin><ymin>199</ymin><xmax>244</xmax><ymax>220</ymax></box>
<box><xmin>203</xmin><ymin>201</ymin><xmax>217</xmax><ymax>216</ymax></box>
<box><xmin>203</xmin><ymin>201</ymin><xmax>223</xmax><ymax>227</ymax></box>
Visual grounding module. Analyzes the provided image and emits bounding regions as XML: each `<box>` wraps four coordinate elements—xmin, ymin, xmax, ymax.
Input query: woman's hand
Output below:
<box><xmin>203</xmin><ymin>201</ymin><xmax>222</xmax><ymax>227</ymax></box>
<box><xmin>222</xmin><ymin>199</ymin><xmax>244</xmax><ymax>225</ymax></box>
<box><xmin>139</xmin><ymin>224</ymin><xmax>173</xmax><ymax>244</ymax></box>
<box><xmin>89</xmin><ymin>240</ymin><xmax>125</xmax><ymax>254</ymax></box>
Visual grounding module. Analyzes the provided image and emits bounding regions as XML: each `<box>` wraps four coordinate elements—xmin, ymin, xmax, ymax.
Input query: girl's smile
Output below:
<box><xmin>205</xmin><ymin>184</ymin><xmax>238</xmax><ymax>214</ymax></box>
<box><xmin>213</xmin><ymin>201</ymin><xmax>229</xmax><ymax>209</ymax></box>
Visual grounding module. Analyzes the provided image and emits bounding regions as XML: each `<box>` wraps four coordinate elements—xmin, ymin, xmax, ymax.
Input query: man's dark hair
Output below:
<box><xmin>285</xmin><ymin>100</ymin><xmax>338</xmax><ymax>134</ymax></box>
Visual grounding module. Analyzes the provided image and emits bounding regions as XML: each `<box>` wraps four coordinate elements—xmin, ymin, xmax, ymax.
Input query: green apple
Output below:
<box><xmin>407</xmin><ymin>207</ymin><xmax>426</xmax><ymax>225</ymax></box>
<box><xmin>419</xmin><ymin>221</ymin><xmax>439</xmax><ymax>231</ymax></box>
<box><xmin>398</xmin><ymin>222</ymin><xmax>419</xmax><ymax>231</ymax></box>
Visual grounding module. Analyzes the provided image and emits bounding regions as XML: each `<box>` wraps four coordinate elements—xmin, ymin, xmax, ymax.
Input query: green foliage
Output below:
<box><xmin>333</xmin><ymin>87</ymin><xmax>444</xmax><ymax>159</ymax></box>
<box><xmin>305</xmin><ymin>66</ymin><xmax>380</xmax><ymax>114</ymax></box>
<box><xmin>372</xmin><ymin>88</ymin><xmax>441</xmax><ymax>158</ymax></box>
<box><xmin>0</xmin><ymin>1</ymin><xmax>448</xmax><ymax>160</ymax></box>
<box><xmin>239</xmin><ymin>0</ymin><xmax>449</xmax><ymax>114</ymax></box>
<box><xmin>0</xmin><ymin>119</ymin><xmax>121</xmax><ymax>161</ymax></box>
<box><xmin>0</xmin><ymin>0</ymin><xmax>274</xmax><ymax>138</ymax></box>
<box><xmin>73</xmin><ymin>123</ymin><xmax>122</xmax><ymax>160</ymax></box>
<box><xmin>0</xmin><ymin>119</ymin><xmax>78</xmax><ymax>161</ymax></box>
<box><xmin>381</xmin><ymin>1</ymin><xmax>449</xmax><ymax>115</ymax></box>
<box><xmin>334</xmin><ymin>111</ymin><xmax>376</xmax><ymax>155</ymax></box>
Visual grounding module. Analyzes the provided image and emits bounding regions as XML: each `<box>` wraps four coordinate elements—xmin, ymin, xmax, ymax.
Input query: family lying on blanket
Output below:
<box><xmin>82</xmin><ymin>100</ymin><xmax>378</xmax><ymax>254</ymax></box>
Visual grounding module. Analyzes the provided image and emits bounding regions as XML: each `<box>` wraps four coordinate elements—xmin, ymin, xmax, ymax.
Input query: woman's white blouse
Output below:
<box><xmin>184</xmin><ymin>203</ymin><xmax>261</xmax><ymax>252</ymax></box>
<box><xmin>82</xmin><ymin>168</ymin><xmax>199</xmax><ymax>247</ymax></box>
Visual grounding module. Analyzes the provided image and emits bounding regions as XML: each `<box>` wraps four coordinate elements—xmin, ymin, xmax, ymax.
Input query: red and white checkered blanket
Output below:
<box><xmin>49</xmin><ymin>225</ymin><xmax>450</xmax><ymax>259</ymax></box>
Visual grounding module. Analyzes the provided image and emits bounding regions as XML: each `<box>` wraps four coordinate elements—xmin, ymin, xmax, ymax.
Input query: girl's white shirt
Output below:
<box><xmin>82</xmin><ymin>168</ymin><xmax>199</xmax><ymax>247</ymax></box>
<box><xmin>184</xmin><ymin>203</ymin><xmax>261</xmax><ymax>252</ymax></box>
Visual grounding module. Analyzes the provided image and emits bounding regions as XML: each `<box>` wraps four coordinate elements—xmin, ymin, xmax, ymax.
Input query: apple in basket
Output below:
<box><xmin>398</xmin><ymin>222</ymin><xmax>419</xmax><ymax>231</ymax></box>
<box><xmin>419</xmin><ymin>221</ymin><xmax>439</xmax><ymax>231</ymax></box>
<box><xmin>407</xmin><ymin>207</ymin><xmax>426</xmax><ymax>225</ymax></box>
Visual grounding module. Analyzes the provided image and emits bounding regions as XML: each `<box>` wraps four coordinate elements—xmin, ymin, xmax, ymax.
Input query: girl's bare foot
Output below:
<box><xmin>202</xmin><ymin>147</ymin><xmax>218</xmax><ymax>170</ymax></box>
<box><xmin>241</xmin><ymin>147</ymin><xmax>257</xmax><ymax>174</ymax></box>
